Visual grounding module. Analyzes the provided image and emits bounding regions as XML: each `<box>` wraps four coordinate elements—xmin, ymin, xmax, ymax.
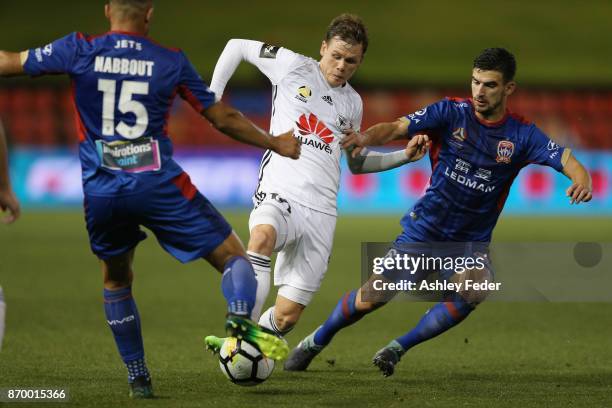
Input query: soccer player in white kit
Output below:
<box><xmin>205</xmin><ymin>15</ymin><xmax>429</xmax><ymax>354</ymax></box>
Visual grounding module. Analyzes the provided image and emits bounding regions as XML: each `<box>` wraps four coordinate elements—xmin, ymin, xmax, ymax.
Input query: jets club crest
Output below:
<box><xmin>496</xmin><ymin>140</ymin><xmax>515</xmax><ymax>163</ymax></box>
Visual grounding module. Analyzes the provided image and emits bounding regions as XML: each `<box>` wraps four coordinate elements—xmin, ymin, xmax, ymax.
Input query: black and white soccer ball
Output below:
<box><xmin>219</xmin><ymin>337</ymin><xmax>274</xmax><ymax>386</ymax></box>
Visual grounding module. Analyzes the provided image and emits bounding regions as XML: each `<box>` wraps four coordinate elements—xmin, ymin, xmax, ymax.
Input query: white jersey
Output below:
<box><xmin>210</xmin><ymin>40</ymin><xmax>363</xmax><ymax>216</ymax></box>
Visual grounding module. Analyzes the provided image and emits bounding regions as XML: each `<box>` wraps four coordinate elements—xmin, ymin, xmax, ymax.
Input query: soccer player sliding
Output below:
<box><xmin>286</xmin><ymin>48</ymin><xmax>592</xmax><ymax>376</ymax></box>
<box><xmin>203</xmin><ymin>14</ymin><xmax>429</xmax><ymax>357</ymax></box>
<box><xmin>0</xmin><ymin>0</ymin><xmax>301</xmax><ymax>398</ymax></box>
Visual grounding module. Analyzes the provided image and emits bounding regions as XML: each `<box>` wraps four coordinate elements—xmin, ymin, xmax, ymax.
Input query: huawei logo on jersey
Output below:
<box><xmin>296</xmin><ymin>113</ymin><xmax>334</xmax><ymax>144</ymax></box>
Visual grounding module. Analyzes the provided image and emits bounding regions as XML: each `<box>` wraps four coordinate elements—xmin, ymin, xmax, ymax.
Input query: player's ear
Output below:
<box><xmin>505</xmin><ymin>81</ymin><xmax>516</xmax><ymax>97</ymax></box>
<box><xmin>146</xmin><ymin>7</ymin><xmax>154</xmax><ymax>23</ymax></box>
<box><xmin>104</xmin><ymin>3</ymin><xmax>111</xmax><ymax>20</ymax></box>
<box><xmin>320</xmin><ymin>40</ymin><xmax>327</xmax><ymax>58</ymax></box>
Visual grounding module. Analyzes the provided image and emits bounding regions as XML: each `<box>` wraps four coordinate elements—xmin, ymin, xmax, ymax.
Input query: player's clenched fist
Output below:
<box><xmin>272</xmin><ymin>130</ymin><xmax>301</xmax><ymax>159</ymax></box>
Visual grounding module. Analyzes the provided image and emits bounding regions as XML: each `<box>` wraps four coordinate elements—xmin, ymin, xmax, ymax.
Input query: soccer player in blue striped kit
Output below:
<box><xmin>286</xmin><ymin>48</ymin><xmax>592</xmax><ymax>376</ymax></box>
<box><xmin>0</xmin><ymin>0</ymin><xmax>300</xmax><ymax>398</ymax></box>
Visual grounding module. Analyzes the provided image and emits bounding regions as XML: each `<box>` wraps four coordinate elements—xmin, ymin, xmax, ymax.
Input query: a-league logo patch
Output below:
<box><xmin>259</xmin><ymin>43</ymin><xmax>280</xmax><ymax>59</ymax></box>
<box><xmin>452</xmin><ymin>127</ymin><xmax>467</xmax><ymax>142</ymax></box>
<box><xmin>295</xmin><ymin>85</ymin><xmax>312</xmax><ymax>103</ymax></box>
<box><xmin>496</xmin><ymin>140</ymin><xmax>515</xmax><ymax>163</ymax></box>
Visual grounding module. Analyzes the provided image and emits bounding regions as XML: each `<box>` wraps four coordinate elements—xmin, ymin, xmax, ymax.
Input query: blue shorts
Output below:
<box><xmin>84</xmin><ymin>172</ymin><xmax>232</xmax><ymax>263</ymax></box>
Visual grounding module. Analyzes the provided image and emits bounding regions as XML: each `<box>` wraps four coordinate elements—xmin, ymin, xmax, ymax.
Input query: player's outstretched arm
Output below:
<box><xmin>561</xmin><ymin>150</ymin><xmax>592</xmax><ymax>204</ymax></box>
<box><xmin>209</xmin><ymin>39</ymin><xmax>248</xmax><ymax>102</ymax></box>
<box><xmin>210</xmin><ymin>39</ymin><xmax>295</xmax><ymax>102</ymax></box>
<box><xmin>346</xmin><ymin>134</ymin><xmax>430</xmax><ymax>174</ymax></box>
<box><xmin>0</xmin><ymin>50</ymin><xmax>26</xmax><ymax>77</ymax></box>
<box><xmin>203</xmin><ymin>102</ymin><xmax>300</xmax><ymax>159</ymax></box>
<box><xmin>0</xmin><ymin>119</ymin><xmax>20</xmax><ymax>223</ymax></box>
<box><xmin>341</xmin><ymin>117</ymin><xmax>410</xmax><ymax>150</ymax></box>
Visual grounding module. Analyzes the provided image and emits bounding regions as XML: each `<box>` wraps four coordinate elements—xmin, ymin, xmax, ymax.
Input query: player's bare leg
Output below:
<box><xmin>262</xmin><ymin>294</ymin><xmax>305</xmax><ymax>334</ymax></box>
<box><xmin>204</xmin><ymin>231</ymin><xmax>289</xmax><ymax>361</ymax></box>
<box><xmin>102</xmin><ymin>249</ymin><xmax>154</xmax><ymax>399</ymax></box>
<box><xmin>205</xmin><ymin>231</ymin><xmax>249</xmax><ymax>271</ymax></box>
<box><xmin>102</xmin><ymin>249</ymin><xmax>134</xmax><ymax>289</ymax></box>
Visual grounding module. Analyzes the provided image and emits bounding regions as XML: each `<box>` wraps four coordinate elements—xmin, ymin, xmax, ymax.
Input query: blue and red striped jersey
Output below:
<box><xmin>23</xmin><ymin>31</ymin><xmax>215</xmax><ymax>196</ymax></box>
<box><xmin>398</xmin><ymin>97</ymin><xmax>566</xmax><ymax>242</ymax></box>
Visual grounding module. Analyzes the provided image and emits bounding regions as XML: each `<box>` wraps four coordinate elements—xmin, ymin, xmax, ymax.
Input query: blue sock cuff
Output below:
<box><xmin>224</xmin><ymin>255</ymin><xmax>247</xmax><ymax>270</ymax></box>
<box><xmin>103</xmin><ymin>286</ymin><xmax>132</xmax><ymax>302</ymax></box>
<box><xmin>442</xmin><ymin>298</ymin><xmax>474</xmax><ymax>323</ymax></box>
<box><xmin>346</xmin><ymin>290</ymin><xmax>358</xmax><ymax>316</ymax></box>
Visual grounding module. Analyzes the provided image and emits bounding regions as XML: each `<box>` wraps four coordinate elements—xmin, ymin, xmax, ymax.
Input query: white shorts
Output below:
<box><xmin>249</xmin><ymin>193</ymin><xmax>336</xmax><ymax>295</ymax></box>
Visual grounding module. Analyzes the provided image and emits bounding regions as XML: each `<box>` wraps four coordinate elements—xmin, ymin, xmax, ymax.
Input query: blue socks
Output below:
<box><xmin>103</xmin><ymin>255</ymin><xmax>256</xmax><ymax>384</ymax></box>
<box><xmin>221</xmin><ymin>256</ymin><xmax>257</xmax><ymax>316</ymax></box>
<box><xmin>394</xmin><ymin>298</ymin><xmax>474</xmax><ymax>353</ymax></box>
<box><xmin>103</xmin><ymin>286</ymin><xmax>150</xmax><ymax>382</ymax></box>
<box><xmin>314</xmin><ymin>290</ymin><xmax>366</xmax><ymax>346</ymax></box>
<box><xmin>311</xmin><ymin>289</ymin><xmax>474</xmax><ymax>355</ymax></box>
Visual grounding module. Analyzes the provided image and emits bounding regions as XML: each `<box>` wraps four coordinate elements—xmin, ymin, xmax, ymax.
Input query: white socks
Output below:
<box><xmin>247</xmin><ymin>251</ymin><xmax>271</xmax><ymax>322</ymax></box>
<box><xmin>247</xmin><ymin>252</ymin><xmax>295</xmax><ymax>338</ymax></box>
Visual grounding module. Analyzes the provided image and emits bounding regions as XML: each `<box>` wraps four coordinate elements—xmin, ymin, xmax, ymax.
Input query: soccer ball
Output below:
<box><xmin>219</xmin><ymin>337</ymin><xmax>274</xmax><ymax>386</ymax></box>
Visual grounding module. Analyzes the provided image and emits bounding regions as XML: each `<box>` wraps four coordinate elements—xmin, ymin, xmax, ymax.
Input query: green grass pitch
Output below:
<box><xmin>1</xmin><ymin>212</ymin><xmax>611</xmax><ymax>407</ymax></box>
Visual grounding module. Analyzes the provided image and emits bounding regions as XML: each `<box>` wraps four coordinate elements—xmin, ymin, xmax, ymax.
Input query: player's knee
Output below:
<box><xmin>459</xmin><ymin>289</ymin><xmax>488</xmax><ymax>306</ymax></box>
<box><xmin>451</xmin><ymin>265</ymin><xmax>494</xmax><ymax>306</ymax></box>
<box><xmin>248</xmin><ymin>225</ymin><xmax>276</xmax><ymax>255</ymax></box>
<box><xmin>459</xmin><ymin>288</ymin><xmax>489</xmax><ymax>306</ymax></box>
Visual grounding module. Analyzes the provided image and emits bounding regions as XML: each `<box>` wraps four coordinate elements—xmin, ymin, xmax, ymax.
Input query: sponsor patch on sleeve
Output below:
<box><xmin>259</xmin><ymin>43</ymin><xmax>280</xmax><ymax>59</ymax></box>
